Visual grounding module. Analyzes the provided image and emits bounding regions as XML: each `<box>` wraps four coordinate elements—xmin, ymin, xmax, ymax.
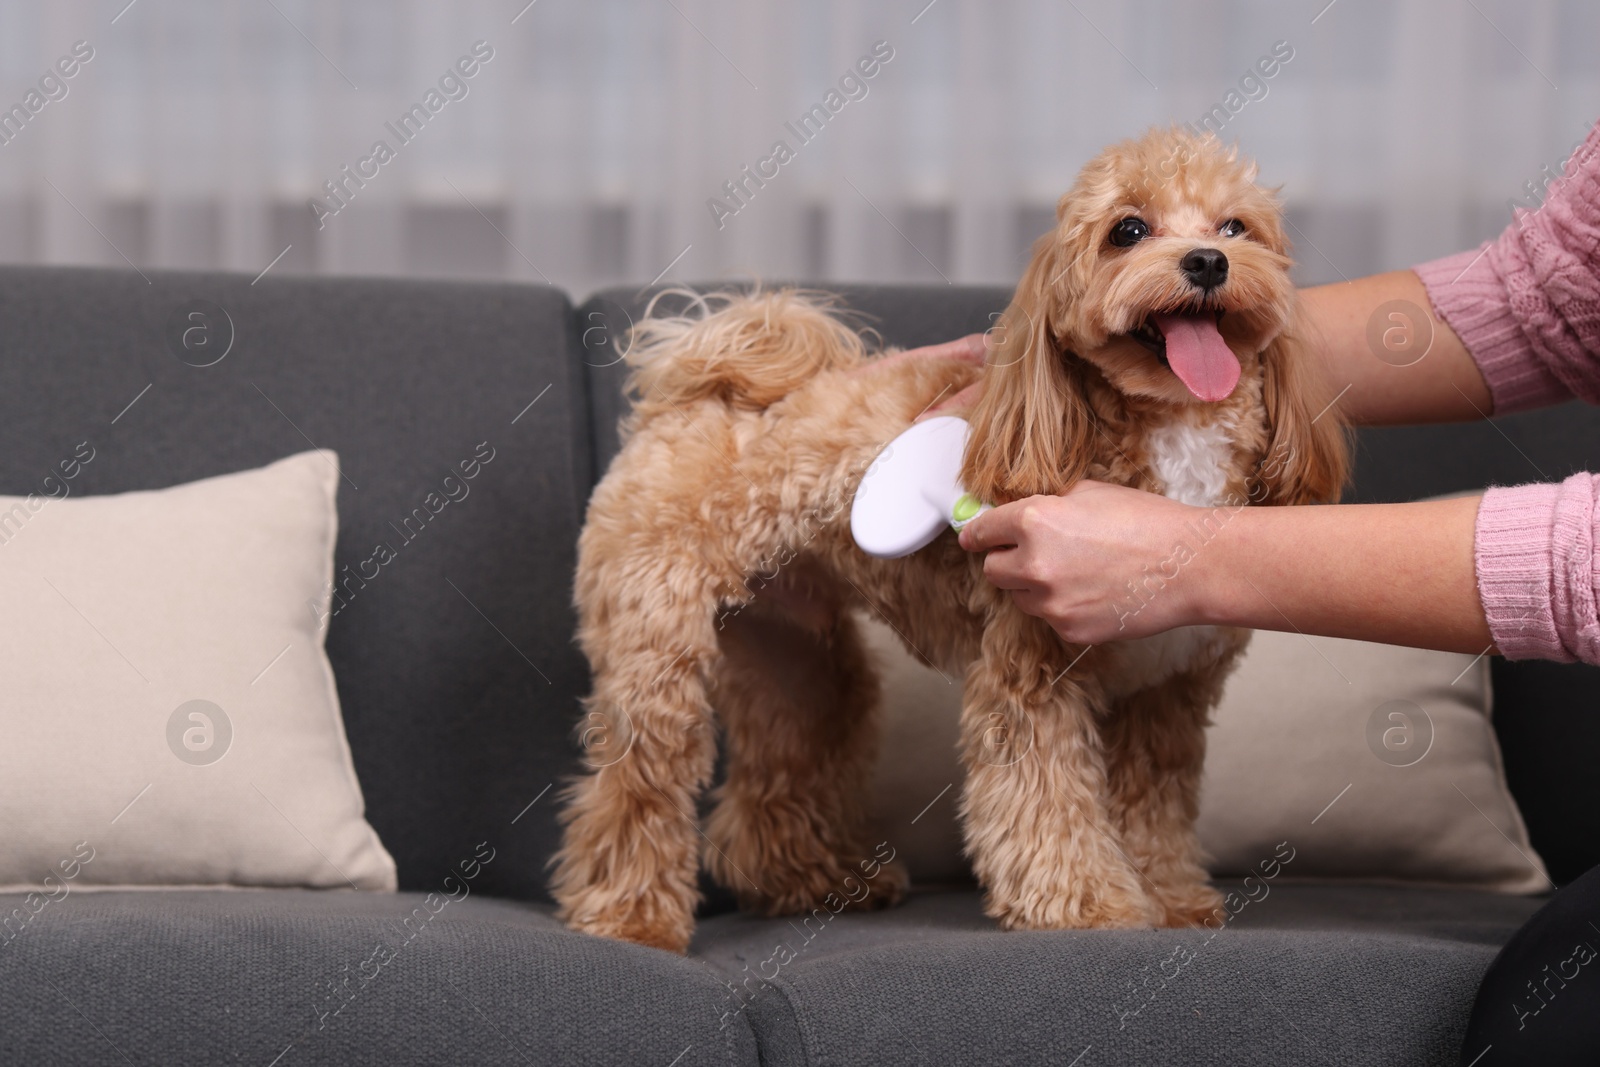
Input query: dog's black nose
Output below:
<box><xmin>1180</xmin><ymin>247</ymin><xmax>1229</xmax><ymax>291</ymax></box>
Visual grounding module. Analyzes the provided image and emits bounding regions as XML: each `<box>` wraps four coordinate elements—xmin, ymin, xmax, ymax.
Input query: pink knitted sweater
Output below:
<box><xmin>1413</xmin><ymin>120</ymin><xmax>1600</xmax><ymax>662</ymax></box>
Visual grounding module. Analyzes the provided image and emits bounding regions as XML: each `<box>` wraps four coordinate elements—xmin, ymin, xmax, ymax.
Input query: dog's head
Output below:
<box><xmin>962</xmin><ymin>127</ymin><xmax>1346</xmax><ymax>506</ymax></box>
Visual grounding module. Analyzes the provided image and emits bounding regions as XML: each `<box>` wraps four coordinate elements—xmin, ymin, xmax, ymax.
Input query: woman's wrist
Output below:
<box><xmin>1179</xmin><ymin>497</ymin><xmax>1493</xmax><ymax>653</ymax></box>
<box><xmin>1178</xmin><ymin>504</ymin><xmax>1262</xmax><ymax>630</ymax></box>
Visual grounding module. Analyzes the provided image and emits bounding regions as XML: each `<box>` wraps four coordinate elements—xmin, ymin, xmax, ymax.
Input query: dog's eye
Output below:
<box><xmin>1218</xmin><ymin>218</ymin><xmax>1247</xmax><ymax>238</ymax></box>
<box><xmin>1108</xmin><ymin>217</ymin><xmax>1151</xmax><ymax>248</ymax></box>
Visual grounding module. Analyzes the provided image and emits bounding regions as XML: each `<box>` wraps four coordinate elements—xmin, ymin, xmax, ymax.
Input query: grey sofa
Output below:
<box><xmin>1</xmin><ymin>267</ymin><xmax>1596</xmax><ymax>1066</ymax></box>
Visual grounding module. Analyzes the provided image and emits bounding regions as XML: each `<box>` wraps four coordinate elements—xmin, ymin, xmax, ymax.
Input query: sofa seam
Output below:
<box><xmin>761</xmin><ymin>974</ymin><xmax>820</xmax><ymax>1067</ymax></box>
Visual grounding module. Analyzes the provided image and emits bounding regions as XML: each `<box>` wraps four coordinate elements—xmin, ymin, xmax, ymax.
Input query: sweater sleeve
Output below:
<box><xmin>1474</xmin><ymin>477</ymin><xmax>1600</xmax><ymax>663</ymax></box>
<box><xmin>1418</xmin><ymin>121</ymin><xmax>1600</xmax><ymax>661</ymax></box>
<box><xmin>1413</xmin><ymin>121</ymin><xmax>1600</xmax><ymax>415</ymax></box>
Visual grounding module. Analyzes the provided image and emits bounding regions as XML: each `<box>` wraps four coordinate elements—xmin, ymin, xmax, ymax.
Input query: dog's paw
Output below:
<box><xmin>555</xmin><ymin>878</ymin><xmax>696</xmax><ymax>954</ymax></box>
<box><xmin>986</xmin><ymin>874</ymin><xmax>1159</xmax><ymax>931</ymax></box>
<box><xmin>842</xmin><ymin>856</ymin><xmax>909</xmax><ymax>912</ymax></box>
<box><xmin>729</xmin><ymin>854</ymin><xmax>909</xmax><ymax>918</ymax></box>
<box><xmin>1150</xmin><ymin>883</ymin><xmax>1226</xmax><ymax>929</ymax></box>
<box><xmin>563</xmin><ymin>910</ymin><xmax>694</xmax><ymax>954</ymax></box>
<box><xmin>992</xmin><ymin>896</ymin><xmax>1156</xmax><ymax>931</ymax></box>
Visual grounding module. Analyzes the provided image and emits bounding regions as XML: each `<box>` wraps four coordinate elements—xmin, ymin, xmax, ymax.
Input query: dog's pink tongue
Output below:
<box><xmin>1154</xmin><ymin>313</ymin><xmax>1240</xmax><ymax>402</ymax></box>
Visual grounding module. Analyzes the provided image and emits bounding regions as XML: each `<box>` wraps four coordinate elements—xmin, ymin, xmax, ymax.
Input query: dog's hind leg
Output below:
<box><xmin>550</xmin><ymin>565</ymin><xmax>726</xmax><ymax>954</ymax></box>
<box><xmin>1102</xmin><ymin>670</ymin><xmax>1228</xmax><ymax>929</ymax></box>
<box><xmin>705</xmin><ymin>596</ymin><xmax>908</xmax><ymax>916</ymax></box>
<box><xmin>960</xmin><ymin>611</ymin><xmax>1158</xmax><ymax>930</ymax></box>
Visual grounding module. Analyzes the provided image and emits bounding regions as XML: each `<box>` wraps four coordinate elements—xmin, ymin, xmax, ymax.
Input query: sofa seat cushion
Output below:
<box><xmin>689</xmin><ymin>885</ymin><xmax>1541</xmax><ymax>1067</ymax></box>
<box><xmin>0</xmin><ymin>889</ymin><xmax>758</xmax><ymax>1067</ymax></box>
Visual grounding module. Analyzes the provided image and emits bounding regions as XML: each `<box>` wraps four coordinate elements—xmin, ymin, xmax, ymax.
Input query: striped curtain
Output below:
<box><xmin>0</xmin><ymin>0</ymin><xmax>1593</xmax><ymax>295</ymax></box>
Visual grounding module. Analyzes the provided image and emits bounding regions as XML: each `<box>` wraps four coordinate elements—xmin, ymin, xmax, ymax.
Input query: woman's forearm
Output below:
<box><xmin>1296</xmin><ymin>270</ymin><xmax>1496</xmax><ymax>426</ymax></box>
<box><xmin>1190</xmin><ymin>494</ymin><xmax>1493</xmax><ymax>653</ymax></box>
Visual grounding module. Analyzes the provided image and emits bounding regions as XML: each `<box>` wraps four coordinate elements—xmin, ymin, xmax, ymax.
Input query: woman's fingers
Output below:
<box><xmin>849</xmin><ymin>332</ymin><xmax>990</xmax><ymax>376</ymax></box>
<box><xmin>917</xmin><ymin>380</ymin><xmax>984</xmax><ymax>421</ymax></box>
<box><xmin>849</xmin><ymin>333</ymin><xmax>991</xmax><ymax>417</ymax></box>
<box><xmin>979</xmin><ymin>549</ymin><xmax>1033</xmax><ymax>591</ymax></box>
<box><xmin>957</xmin><ymin>499</ymin><xmax>1027</xmax><ymax>551</ymax></box>
<box><xmin>909</xmin><ymin>333</ymin><xmax>988</xmax><ymax>364</ymax></box>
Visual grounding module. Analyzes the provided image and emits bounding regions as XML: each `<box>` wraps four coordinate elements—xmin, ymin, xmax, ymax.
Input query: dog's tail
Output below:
<box><xmin>620</xmin><ymin>288</ymin><xmax>869</xmax><ymax>427</ymax></box>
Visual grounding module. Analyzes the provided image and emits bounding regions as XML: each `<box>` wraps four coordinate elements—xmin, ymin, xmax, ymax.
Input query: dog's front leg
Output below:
<box><xmin>1102</xmin><ymin>664</ymin><xmax>1234</xmax><ymax>929</ymax></box>
<box><xmin>959</xmin><ymin>611</ymin><xmax>1158</xmax><ymax>930</ymax></box>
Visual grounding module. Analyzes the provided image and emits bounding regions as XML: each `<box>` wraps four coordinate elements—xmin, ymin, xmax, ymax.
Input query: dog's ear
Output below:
<box><xmin>960</xmin><ymin>231</ymin><xmax>1095</xmax><ymax>504</ymax></box>
<box><xmin>1257</xmin><ymin>330</ymin><xmax>1350</xmax><ymax>505</ymax></box>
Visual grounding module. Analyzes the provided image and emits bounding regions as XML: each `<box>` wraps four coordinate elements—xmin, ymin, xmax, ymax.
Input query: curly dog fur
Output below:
<box><xmin>553</xmin><ymin>127</ymin><xmax>1349</xmax><ymax>954</ymax></box>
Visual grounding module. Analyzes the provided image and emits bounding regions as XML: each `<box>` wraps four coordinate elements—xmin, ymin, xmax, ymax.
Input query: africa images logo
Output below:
<box><xmin>167</xmin><ymin>700</ymin><xmax>233</xmax><ymax>766</ymax></box>
<box><xmin>705</xmin><ymin>40</ymin><xmax>895</xmax><ymax>230</ymax></box>
<box><xmin>308</xmin><ymin>41</ymin><xmax>495</xmax><ymax>230</ymax></box>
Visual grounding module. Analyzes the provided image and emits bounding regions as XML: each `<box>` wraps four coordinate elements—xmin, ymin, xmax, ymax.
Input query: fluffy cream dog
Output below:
<box><xmin>553</xmin><ymin>127</ymin><xmax>1348</xmax><ymax>953</ymax></box>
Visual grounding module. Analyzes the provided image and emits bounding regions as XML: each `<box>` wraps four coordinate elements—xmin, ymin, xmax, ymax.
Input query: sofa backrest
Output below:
<box><xmin>3</xmin><ymin>268</ymin><xmax>1594</xmax><ymax>900</ymax></box>
<box><xmin>0</xmin><ymin>266</ymin><xmax>589</xmax><ymax>901</ymax></box>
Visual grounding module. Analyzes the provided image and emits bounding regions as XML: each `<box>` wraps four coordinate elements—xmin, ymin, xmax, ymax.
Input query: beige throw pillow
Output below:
<box><xmin>0</xmin><ymin>451</ymin><xmax>395</xmax><ymax>892</ymax></box>
<box><xmin>863</xmin><ymin>615</ymin><xmax>1548</xmax><ymax>893</ymax></box>
<box><xmin>1196</xmin><ymin>628</ymin><xmax>1546</xmax><ymax>892</ymax></box>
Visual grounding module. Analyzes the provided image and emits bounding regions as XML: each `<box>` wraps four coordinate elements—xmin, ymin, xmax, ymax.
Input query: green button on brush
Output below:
<box><xmin>951</xmin><ymin>493</ymin><xmax>981</xmax><ymax>522</ymax></box>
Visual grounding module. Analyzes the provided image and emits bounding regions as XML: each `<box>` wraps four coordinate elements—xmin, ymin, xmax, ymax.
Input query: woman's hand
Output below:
<box><xmin>957</xmin><ymin>481</ymin><xmax>1494</xmax><ymax>655</ymax></box>
<box><xmin>848</xmin><ymin>332</ymin><xmax>989</xmax><ymax>419</ymax></box>
<box><xmin>872</xmin><ymin>332</ymin><xmax>988</xmax><ymax>373</ymax></box>
<box><xmin>957</xmin><ymin>480</ymin><xmax>1207</xmax><ymax>643</ymax></box>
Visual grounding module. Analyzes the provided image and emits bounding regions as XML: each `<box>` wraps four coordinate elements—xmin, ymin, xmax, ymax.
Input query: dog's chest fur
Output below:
<box><xmin>1104</xmin><ymin>413</ymin><xmax>1240</xmax><ymax>694</ymax></box>
<box><xmin>1142</xmin><ymin>415</ymin><xmax>1235</xmax><ymax>507</ymax></box>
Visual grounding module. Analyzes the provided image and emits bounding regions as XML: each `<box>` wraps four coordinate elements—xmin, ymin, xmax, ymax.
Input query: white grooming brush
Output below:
<box><xmin>850</xmin><ymin>415</ymin><xmax>991</xmax><ymax>559</ymax></box>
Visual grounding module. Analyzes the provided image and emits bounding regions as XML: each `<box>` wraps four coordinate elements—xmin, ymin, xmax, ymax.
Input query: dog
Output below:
<box><xmin>553</xmin><ymin>127</ymin><xmax>1348</xmax><ymax>954</ymax></box>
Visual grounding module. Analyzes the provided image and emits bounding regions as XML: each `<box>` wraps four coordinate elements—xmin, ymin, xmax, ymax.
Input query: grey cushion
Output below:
<box><xmin>0</xmin><ymin>266</ymin><xmax>590</xmax><ymax>902</ymax></box>
<box><xmin>690</xmin><ymin>885</ymin><xmax>1540</xmax><ymax>1066</ymax></box>
<box><xmin>0</xmin><ymin>889</ymin><xmax>757</xmax><ymax>1066</ymax></box>
<box><xmin>1490</xmin><ymin>657</ymin><xmax>1600</xmax><ymax>883</ymax></box>
<box><xmin>0</xmin><ymin>884</ymin><xmax>1535</xmax><ymax>1066</ymax></box>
